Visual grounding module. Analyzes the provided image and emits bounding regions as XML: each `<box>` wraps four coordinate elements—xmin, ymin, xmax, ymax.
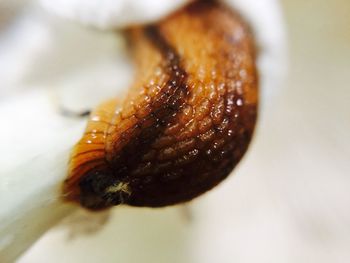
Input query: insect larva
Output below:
<box><xmin>64</xmin><ymin>0</ymin><xmax>258</xmax><ymax>210</ymax></box>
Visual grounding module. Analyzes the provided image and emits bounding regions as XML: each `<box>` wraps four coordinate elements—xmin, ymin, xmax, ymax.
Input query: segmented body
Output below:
<box><xmin>64</xmin><ymin>0</ymin><xmax>258</xmax><ymax>210</ymax></box>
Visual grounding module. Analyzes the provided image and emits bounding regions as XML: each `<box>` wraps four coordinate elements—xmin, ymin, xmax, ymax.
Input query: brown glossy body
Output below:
<box><xmin>64</xmin><ymin>0</ymin><xmax>258</xmax><ymax>210</ymax></box>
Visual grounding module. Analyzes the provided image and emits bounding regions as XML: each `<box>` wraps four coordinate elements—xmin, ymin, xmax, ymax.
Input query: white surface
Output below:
<box><xmin>40</xmin><ymin>0</ymin><xmax>189</xmax><ymax>29</ymax></box>
<box><xmin>0</xmin><ymin>147</ymin><xmax>74</xmax><ymax>262</ymax></box>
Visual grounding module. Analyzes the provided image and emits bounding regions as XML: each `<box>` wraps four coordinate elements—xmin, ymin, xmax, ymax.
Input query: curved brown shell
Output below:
<box><xmin>64</xmin><ymin>0</ymin><xmax>258</xmax><ymax>210</ymax></box>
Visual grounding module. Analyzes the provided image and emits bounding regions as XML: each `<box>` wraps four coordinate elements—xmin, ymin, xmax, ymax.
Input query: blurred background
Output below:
<box><xmin>1</xmin><ymin>0</ymin><xmax>349</xmax><ymax>262</ymax></box>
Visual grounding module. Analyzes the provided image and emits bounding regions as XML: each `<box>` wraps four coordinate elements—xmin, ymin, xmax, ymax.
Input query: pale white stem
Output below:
<box><xmin>0</xmin><ymin>149</ymin><xmax>76</xmax><ymax>262</ymax></box>
<box><xmin>0</xmin><ymin>88</ymin><xmax>86</xmax><ymax>262</ymax></box>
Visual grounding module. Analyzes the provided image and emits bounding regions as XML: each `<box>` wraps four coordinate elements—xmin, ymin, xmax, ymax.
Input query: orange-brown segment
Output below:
<box><xmin>64</xmin><ymin>0</ymin><xmax>258</xmax><ymax>210</ymax></box>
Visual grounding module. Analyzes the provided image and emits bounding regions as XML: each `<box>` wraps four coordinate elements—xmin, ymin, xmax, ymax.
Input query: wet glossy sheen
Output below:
<box><xmin>64</xmin><ymin>0</ymin><xmax>258</xmax><ymax>210</ymax></box>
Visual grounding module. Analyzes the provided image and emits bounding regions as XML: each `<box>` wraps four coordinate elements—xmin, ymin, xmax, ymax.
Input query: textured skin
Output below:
<box><xmin>64</xmin><ymin>0</ymin><xmax>258</xmax><ymax>210</ymax></box>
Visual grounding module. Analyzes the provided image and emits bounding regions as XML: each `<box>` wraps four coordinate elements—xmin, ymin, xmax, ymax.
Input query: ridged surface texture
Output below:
<box><xmin>64</xmin><ymin>0</ymin><xmax>258</xmax><ymax>210</ymax></box>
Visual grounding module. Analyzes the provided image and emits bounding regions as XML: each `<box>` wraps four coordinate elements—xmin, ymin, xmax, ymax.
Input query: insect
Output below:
<box><xmin>64</xmin><ymin>0</ymin><xmax>258</xmax><ymax>210</ymax></box>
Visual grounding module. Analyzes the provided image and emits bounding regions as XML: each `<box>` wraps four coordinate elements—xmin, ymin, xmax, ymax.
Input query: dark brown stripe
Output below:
<box><xmin>107</xmin><ymin>26</ymin><xmax>189</xmax><ymax>174</ymax></box>
<box><xmin>144</xmin><ymin>26</ymin><xmax>181</xmax><ymax>65</ymax></box>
